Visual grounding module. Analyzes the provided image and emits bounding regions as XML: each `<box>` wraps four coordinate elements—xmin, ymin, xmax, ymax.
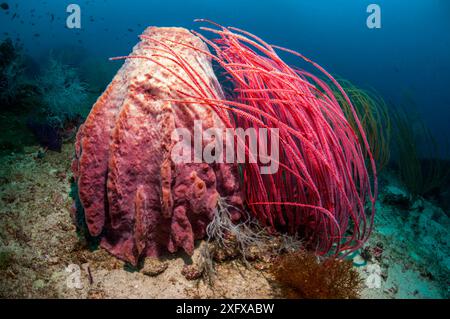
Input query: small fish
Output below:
<box><xmin>128</xmin><ymin>28</ymin><xmax>134</xmax><ymax>33</ymax></box>
<box><xmin>34</xmin><ymin>33</ymin><xmax>40</xmax><ymax>37</ymax></box>
<box><xmin>0</xmin><ymin>2</ymin><xmax>9</xmax><ymax>10</ymax></box>
<box><xmin>50</xmin><ymin>13</ymin><xmax>54</xmax><ymax>21</ymax></box>
<box><xmin>11</xmin><ymin>12</ymin><xmax>16</xmax><ymax>19</ymax></box>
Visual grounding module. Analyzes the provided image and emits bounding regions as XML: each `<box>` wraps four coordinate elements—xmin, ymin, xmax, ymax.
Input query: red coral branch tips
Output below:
<box><xmin>178</xmin><ymin>20</ymin><xmax>377</xmax><ymax>257</ymax></box>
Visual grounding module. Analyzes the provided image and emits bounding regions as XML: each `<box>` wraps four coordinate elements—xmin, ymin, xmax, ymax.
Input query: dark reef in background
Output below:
<box><xmin>0</xmin><ymin>37</ymin><xmax>87</xmax><ymax>153</ymax></box>
<box><xmin>26</xmin><ymin>118</ymin><xmax>63</xmax><ymax>152</ymax></box>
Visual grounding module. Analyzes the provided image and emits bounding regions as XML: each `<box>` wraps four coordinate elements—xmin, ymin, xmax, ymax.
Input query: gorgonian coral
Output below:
<box><xmin>333</xmin><ymin>79</ymin><xmax>391</xmax><ymax>171</ymax></box>
<box><xmin>153</xmin><ymin>20</ymin><xmax>377</xmax><ymax>257</ymax></box>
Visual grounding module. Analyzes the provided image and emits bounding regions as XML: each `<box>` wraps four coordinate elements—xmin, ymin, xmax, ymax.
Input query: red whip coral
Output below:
<box><xmin>149</xmin><ymin>20</ymin><xmax>377</xmax><ymax>257</ymax></box>
<box><xmin>71</xmin><ymin>27</ymin><xmax>242</xmax><ymax>265</ymax></box>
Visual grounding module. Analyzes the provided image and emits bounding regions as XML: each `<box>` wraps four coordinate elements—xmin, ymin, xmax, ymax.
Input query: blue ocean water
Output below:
<box><xmin>1</xmin><ymin>0</ymin><xmax>449</xmax><ymax>146</ymax></box>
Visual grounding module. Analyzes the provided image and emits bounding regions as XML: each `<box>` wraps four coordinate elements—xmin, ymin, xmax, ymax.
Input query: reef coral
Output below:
<box><xmin>169</xmin><ymin>21</ymin><xmax>377</xmax><ymax>257</ymax></box>
<box><xmin>333</xmin><ymin>79</ymin><xmax>391</xmax><ymax>171</ymax></box>
<box><xmin>270</xmin><ymin>250</ymin><xmax>362</xmax><ymax>299</ymax></box>
<box><xmin>23</xmin><ymin>57</ymin><xmax>88</xmax><ymax>152</ymax></box>
<box><xmin>36</xmin><ymin>57</ymin><xmax>88</xmax><ymax>122</ymax></box>
<box><xmin>72</xmin><ymin>27</ymin><xmax>242</xmax><ymax>265</ymax></box>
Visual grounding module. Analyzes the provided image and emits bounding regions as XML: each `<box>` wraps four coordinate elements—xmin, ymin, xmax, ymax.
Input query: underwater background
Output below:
<box><xmin>1</xmin><ymin>0</ymin><xmax>449</xmax><ymax>149</ymax></box>
<box><xmin>0</xmin><ymin>0</ymin><xmax>449</xmax><ymax>299</ymax></box>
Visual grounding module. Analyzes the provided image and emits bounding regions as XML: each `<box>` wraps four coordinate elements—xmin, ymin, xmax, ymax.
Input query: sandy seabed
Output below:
<box><xmin>0</xmin><ymin>144</ymin><xmax>448</xmax><ymax>299</ymax></box>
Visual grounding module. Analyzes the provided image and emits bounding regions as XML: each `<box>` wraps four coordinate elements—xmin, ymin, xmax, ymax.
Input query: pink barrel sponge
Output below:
<box><xmin>71</xmin><ymin>27</ymin><xmax>243</xmax><ymax>265</ymax></box>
